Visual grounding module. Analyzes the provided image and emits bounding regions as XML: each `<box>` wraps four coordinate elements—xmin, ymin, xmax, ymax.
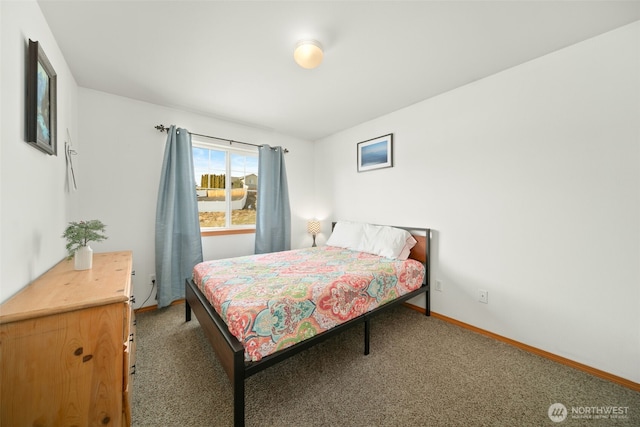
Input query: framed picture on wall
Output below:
<box><xmin>26</xmin><ymin>39</ymin><xmax>57</xmax><ymax>156</ymax></box>
<box><xmin>357</xmin><ymin>133</ymin><xmax>393</xmax><ymax>172</ymax></box>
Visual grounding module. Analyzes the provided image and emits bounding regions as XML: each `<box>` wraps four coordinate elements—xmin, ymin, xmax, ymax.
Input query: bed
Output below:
<box><xmin>185</xmin><ymin>222</ymin><xmax>431</xmax><ymax>426</ymax></box>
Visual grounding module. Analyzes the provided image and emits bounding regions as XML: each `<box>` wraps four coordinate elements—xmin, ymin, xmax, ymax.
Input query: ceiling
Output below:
<box><xmin>38</xmin><ymin>1</ymin><xmax>640</xmax><ymax>141</ymax></box>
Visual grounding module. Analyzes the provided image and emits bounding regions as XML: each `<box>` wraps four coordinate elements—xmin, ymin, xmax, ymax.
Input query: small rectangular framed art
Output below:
<box><xmin>357</xmin><ymin>133</ymin><xmax>393</xmax><ymax>172</ymax></box>
<box><xmin>26</xmin><ymin>39</ymin><xmax>57</xmax><ymax>156</ymax></box>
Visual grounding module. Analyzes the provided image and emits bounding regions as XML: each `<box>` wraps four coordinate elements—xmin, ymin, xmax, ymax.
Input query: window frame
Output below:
<box><xmin>192</xmin><ymin>139</ymin><xmax>258</xmax><ymax>234</ymax></box>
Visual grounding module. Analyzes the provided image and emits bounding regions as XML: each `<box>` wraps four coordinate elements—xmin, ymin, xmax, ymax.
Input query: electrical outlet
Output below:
<box><xmin>150</xmin><ymin>274</ymin><xmax>156</xmax><ymax>286</ymax></box>
<box><xmin>479</xmin><ymin>289</ymin><xmax>488</xmax><ymax>304</ymax></box>
<box><xmin>435</xmin><ymin>280</ymin><xmax>443</xmax><ymax>292</ymax></box>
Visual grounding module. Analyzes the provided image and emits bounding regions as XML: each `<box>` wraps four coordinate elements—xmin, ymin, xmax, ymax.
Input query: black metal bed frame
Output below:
<box><xmin>185</xmin><ymin>226</ymin><xmax>431</xmax><ymax>427</ymax></box>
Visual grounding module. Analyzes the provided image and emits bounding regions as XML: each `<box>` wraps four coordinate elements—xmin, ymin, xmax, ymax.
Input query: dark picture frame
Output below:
<box><xmin>26</xmin><ymin>39</ymin><xmax>57</xmax><ymax>155</ymax></box>
<box><xmin>357</xmin><ymin>133</ymin><xmax>393</xmax><ymax>172</ymax></box>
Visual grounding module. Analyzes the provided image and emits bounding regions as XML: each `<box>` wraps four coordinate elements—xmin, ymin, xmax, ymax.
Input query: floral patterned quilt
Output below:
<box><xmin>192</xmin><ymin>246</ymin><xmax>426</xmax><ymax>362</ymax></box>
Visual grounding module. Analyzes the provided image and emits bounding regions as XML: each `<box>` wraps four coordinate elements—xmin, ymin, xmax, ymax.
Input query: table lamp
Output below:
<box><xmin>307</xmin><ymin>220</ymin><xmax>321</xmax><ymax>247</ymax></box>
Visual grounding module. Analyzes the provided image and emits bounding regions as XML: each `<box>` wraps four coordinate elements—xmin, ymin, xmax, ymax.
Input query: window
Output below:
<box><xmin>193</xmin><ymin>142</ymin><xmax>258</xmax><ymax>230</ymax></box>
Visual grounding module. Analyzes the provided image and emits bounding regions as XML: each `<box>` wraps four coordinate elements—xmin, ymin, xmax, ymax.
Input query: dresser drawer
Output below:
<box><xmin>1</xmin><ymin>304</ymin><xmax>123</xmax><ymax>426</ymax></box>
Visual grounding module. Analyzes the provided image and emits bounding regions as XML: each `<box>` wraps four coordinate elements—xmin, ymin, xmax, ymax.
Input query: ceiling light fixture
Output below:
<box><xmin>294</xmin><ymin>39</ymin><xmax>323</xmax><ymax>69</ymax></box>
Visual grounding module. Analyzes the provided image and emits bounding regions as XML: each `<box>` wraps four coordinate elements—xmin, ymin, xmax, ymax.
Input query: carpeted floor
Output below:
<box><xmin>132</xmin><ymin>304</ymin><xmax>639</xmax><ymax>426</ymax></box>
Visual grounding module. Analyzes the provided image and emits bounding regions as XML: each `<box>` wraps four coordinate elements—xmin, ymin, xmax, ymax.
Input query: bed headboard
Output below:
<box><xmin>407</xmin><ymin>233</ymin><xmax>428</xmax><ymax>265</ymax></box>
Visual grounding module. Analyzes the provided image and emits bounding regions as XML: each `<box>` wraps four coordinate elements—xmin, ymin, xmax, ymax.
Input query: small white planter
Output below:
<box><xmin>74</xmin><ymin>245</ymin><xmax>93</xmax><ymax>270</ymax></box>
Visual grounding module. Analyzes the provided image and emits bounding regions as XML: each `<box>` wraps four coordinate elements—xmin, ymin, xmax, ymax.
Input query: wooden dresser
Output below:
<box><xmin>0</xmin><ymin>251</ymin><xmax>135</xmax><ymax>427</ymax></box>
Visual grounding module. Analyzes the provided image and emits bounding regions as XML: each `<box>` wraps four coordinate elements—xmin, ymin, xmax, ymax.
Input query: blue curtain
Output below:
<box><xmin>255</xmin><ymin>145</ymin><xmax>291</xmax><ymax>254</ymax></box>
<box><xmin>155</xmin><ymin>126</ymin><xmax>203</xmax><ymax>307</ymax></box>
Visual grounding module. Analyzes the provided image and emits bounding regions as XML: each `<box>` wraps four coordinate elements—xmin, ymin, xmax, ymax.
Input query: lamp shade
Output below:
<box><xmin>294</xmin><ymin>40</ymin><xmax>323</xmax><ymax>69</ymax></box>
<box><xmin>307</xmin><ymin>220</ymin><xmax>321</xmax><ymax>235</ymax></box>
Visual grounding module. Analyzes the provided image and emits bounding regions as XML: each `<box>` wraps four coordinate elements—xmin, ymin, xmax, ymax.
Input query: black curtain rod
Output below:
<box><xmin>154</xmin><ymin>124</ymin><xmax>289</xmax><ymax>153</ymax></box>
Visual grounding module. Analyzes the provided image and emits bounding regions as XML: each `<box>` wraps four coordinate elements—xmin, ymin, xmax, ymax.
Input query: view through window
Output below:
<box><xmin>193</xmin><ymin>142</ymin><xmax>258</xmax><ymax>229</ymax></box>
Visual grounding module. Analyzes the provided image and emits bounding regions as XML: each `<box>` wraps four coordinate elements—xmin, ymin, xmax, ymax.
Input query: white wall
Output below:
<box><xmin>315</xmin><ymin>22</ymin><xmax>640</xmax><ymax>383</ymax></box>
<box><xmin>77</xmin><ymin>89</ymin><xmax>315</xmax><ymax>309</ymax></box>
<box><xmin>0</xmin><ymin>0</ymin><xmax>79</xmax><ymax>302</ymax></box>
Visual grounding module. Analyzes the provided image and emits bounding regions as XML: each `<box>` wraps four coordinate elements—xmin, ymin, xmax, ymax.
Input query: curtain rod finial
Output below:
<box><xmin>155</xmin><ymin>124</ymin><xmax>169</xmax><ymax>133</ymax></box>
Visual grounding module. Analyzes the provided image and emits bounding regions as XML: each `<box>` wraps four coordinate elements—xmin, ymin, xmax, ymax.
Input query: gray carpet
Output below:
<box><xmin>132</xmin><ymin>304</ymin><xmax>639</xmax><ymax>426</ymax></box>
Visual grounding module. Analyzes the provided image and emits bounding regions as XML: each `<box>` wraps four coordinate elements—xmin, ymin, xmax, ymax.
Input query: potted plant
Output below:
<box><xmin>62</xmin><ymin>220</ymin><xmax>107</xmax><ymax>270</ymax></box>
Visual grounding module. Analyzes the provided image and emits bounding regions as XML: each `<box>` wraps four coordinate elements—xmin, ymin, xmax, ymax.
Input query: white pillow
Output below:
<box><xmin>357</xmin><ymin>223</ymin><xmax>415</xmax><ymax>260</ymax></box>
<box><xmin>327</xmin><ymin>221</ymin><xmax>417</xmax><ymax>260</ymax></box>
<box><xmin>325</xmin><ymin>221</ymin><xmax>365</xmax><ymax>249</ymax></box>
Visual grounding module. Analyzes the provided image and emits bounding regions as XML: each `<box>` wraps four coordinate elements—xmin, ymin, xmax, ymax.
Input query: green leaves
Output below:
<box><xmin>62</xmin><ymin>220</ymin><xmax>107</xmax><ymax>259</ymax></box>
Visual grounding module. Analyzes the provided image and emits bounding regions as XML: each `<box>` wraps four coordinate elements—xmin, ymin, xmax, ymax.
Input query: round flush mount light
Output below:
<box><xmin>294</xmin><ymin>39</ymin><xmax>323</xmax><ymax>69</ymax></box>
